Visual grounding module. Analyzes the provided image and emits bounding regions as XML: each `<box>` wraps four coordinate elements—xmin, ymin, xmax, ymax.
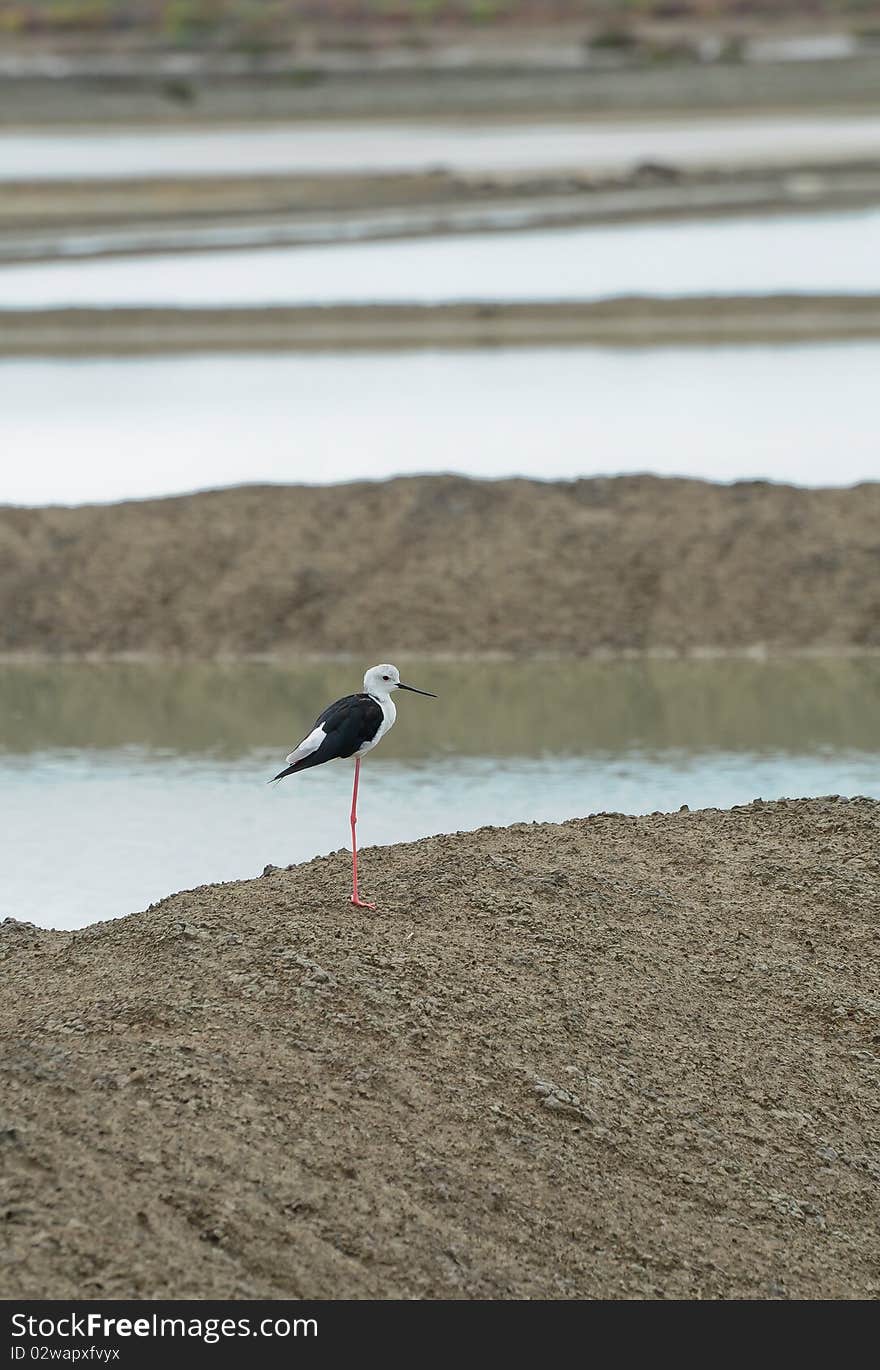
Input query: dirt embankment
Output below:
<box><xmin>7</xmin><ymin>297</ymin><xmax>880</xmax><ymax>355</ymax></box>
<box><xmin>2</xmin><ymin>476</ymin><xmax>879</xmax><ymax>658</ymax></box>
<box><xmin>1</xmin><ymin>798</ymin><xmax>878</xmax><ymax>1299</ymax></box>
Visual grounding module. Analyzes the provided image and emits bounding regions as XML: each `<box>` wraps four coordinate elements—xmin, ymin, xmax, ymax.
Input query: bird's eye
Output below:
<box><xmin>382</xmin><ymin>675</ymin><xmax>390</xmax><ymax>681</ymax></box>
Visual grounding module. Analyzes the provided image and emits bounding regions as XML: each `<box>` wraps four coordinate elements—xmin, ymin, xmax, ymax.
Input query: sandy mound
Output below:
<box><xmin>3</xmin><ymin>475</ymin><xmax>880</xmax><ymax>657</ymax></box>
<box><xmin>1</xmin><ymin>798</ymin><xmax>878</xmax><ymax>1299</ymax></box>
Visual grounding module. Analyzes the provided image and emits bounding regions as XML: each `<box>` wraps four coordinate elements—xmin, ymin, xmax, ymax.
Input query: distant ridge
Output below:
<box><xmin>2</xmin><ymin>474</ymin><xmax>878</xmax><ymax>658</ymax></box>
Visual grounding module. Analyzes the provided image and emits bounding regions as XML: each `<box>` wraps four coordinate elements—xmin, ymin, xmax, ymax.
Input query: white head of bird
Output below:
<box><xmin>363</xmin><ymin>663</ymin><xmax>437</xmax><ymax>700</ymax></box>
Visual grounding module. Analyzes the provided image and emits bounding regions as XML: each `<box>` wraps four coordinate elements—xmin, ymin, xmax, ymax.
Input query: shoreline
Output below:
<box><xmin>2</xmin><ymin>645</ymin><xmax>880</xmax><ymax>665</ymax></box>
<box><xmin>6</xmin><ymin>103</ymin><xmax>880</xmax><ymax>134</ymax></box>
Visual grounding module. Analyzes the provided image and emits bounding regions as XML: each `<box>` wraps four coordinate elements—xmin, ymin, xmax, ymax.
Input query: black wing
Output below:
<box><xmin>271</xmin><ymin>693</ymin><xmax>383</xmax><ymax>782</ymax></box>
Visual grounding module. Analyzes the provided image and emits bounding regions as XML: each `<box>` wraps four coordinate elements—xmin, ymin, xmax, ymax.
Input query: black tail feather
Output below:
<box><xmin>269</xmin><ymin>750</ymin><xmax>328</xmax><ymax>784</ymax></box>
<box><xmin>269</xmin><ymin>763</ymin><xmax>298</xmax><ymax>784</ymax></box>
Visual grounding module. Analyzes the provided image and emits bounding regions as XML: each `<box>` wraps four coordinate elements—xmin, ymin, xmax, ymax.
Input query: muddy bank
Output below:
<box><xmin>5</xmin><ymin>163</ymin><xmax>880</xmax><ymax>267</ymax></box>
<box><xmin>5</xmin><ymin>297</ymin><xmax>880</xmax><ymax>355</ymax></box>
<box><xmin>13</xmin><ymin>164</ymin><xmax>876</xmax><ymax>236</ymax></box>
<box><xmin>6</xmin><ymin>54</ymin><xmax>880</xmax><ymax>126</ymax></box>
<box><xmin>2</xmin><ymin>475</ymin><xmax>879</xmax><ymax>658</ymax></box>
<box><xmin>1</xmin><ymin>798</ymin><xmax>878</xmax><ymax>1298</ymax></box>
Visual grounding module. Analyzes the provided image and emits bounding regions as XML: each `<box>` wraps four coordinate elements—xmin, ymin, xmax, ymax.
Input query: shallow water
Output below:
<box><xmin>3</xmin><ymin>209</ymin><xmax>879</xmax><ymax>307</ymax></box>
<box><xmin>2</xmin><ymin>659</ymin><xmax>878</xmax><ymax>930</ymax></box>
<box><xmin>2</xmin><ymin>114</ymin><xmax>880</xmax><ymax>181</ymax></box>
<box><xmin>1</xmin><ymin>344</ymin><xmax>878</xmax><ymax>503</ymax></box>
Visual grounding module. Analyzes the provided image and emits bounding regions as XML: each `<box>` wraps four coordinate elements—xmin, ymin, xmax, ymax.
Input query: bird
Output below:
<box><xmin>271</xmin><ymin>664</ymin><xmax>437</xmax><ymax>909</ymax></box>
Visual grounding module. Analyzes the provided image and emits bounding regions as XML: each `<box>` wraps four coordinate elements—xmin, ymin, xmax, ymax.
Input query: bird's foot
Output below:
<box><xmin>350</xmin><ymin>894</ymin><xmax>377</xmax><ymax>911</ymax></box>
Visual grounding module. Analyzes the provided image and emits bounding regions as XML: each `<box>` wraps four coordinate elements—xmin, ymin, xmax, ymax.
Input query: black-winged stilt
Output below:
<box><xmin>272</xmin><ymin>664</ymin><xmax>437</xmax><ymax>908</ymax></box>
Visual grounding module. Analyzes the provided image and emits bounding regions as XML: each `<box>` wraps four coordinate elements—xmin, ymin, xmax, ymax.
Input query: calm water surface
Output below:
<box><xmin>3</xmin><ymin>344</ymin><xmax>879</xmax><ymax>503</ymax></box>
<box><xmin>2</xmin><ymin>210</ymin><xmax>879</xmax><ymax>307</ymax></box>
<box><xmin>2</xmin><ymin>659</ymin><xmax>878</xmax><ymax>930</ymax></box>
<box><xmin>3</xmin><ymin>114</ymin><xmax>880</xmax><ymax>181</ymax></box>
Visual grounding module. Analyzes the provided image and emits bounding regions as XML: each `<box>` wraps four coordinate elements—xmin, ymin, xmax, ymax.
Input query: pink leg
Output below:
<box><xmin>349</xmin><ymin>757</ymin><xmax>376</xmax><ymax>910</ymax></box>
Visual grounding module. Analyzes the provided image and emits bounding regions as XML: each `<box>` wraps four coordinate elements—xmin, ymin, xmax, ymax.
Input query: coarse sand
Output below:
<box><xmin>2</xmin><ymin>798</ymin><xmax>878</xmax><ymax>1299</ymax></box>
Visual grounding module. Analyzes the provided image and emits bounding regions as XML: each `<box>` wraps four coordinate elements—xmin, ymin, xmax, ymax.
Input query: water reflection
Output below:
<box><xmin>2</xmin><ymin>658</ymin><xmax>877</xmax><ymax>929</ymax></box>
<box><xmin>2</xmin><ymin>657</ymin><xmax>879</xmax><ymax>757</ymax></box>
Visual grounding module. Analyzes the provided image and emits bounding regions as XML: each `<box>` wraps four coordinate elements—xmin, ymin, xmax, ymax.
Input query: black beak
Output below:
<box><xmin>397</xmin><ymin>682</ymin><xmax>437</xmax><ymax>698</ymax></box>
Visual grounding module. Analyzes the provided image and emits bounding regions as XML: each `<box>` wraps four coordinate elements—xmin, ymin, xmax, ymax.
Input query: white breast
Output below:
<box><xmin>358</xmin><ymin>693</ymin><xmax>396</xmax><ymax>755</ymax></box>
